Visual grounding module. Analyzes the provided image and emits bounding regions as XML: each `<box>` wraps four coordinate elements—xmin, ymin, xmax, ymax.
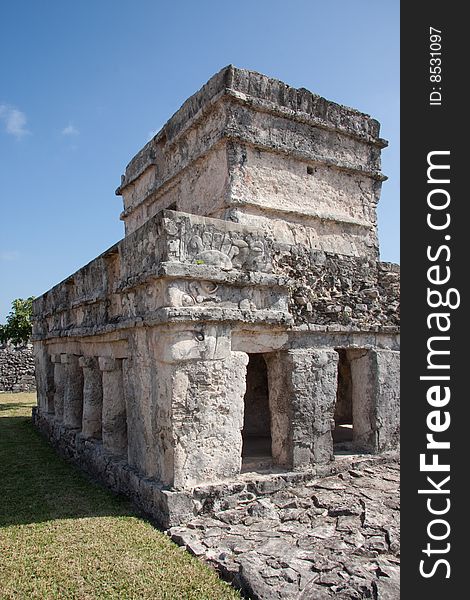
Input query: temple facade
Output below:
<box><xmin>32</xmin><ymin>66</ymin><xmax>400</xmax><ymax>527</ymax></box>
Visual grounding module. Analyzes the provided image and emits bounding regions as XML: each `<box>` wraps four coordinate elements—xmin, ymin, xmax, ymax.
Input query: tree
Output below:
<box><xmin>0</xmin><ymin>297</ymin><xmax>35</xmax><ymax>345</ymax></box>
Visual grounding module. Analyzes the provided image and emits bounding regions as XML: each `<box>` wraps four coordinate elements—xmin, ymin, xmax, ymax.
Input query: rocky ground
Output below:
<box><xmin>167</xmin><ymin>456</ymin><xmax>400</xmax><ymax>599</ymax></box>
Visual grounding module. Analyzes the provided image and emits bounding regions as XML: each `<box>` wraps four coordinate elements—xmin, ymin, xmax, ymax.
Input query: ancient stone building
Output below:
<box><xmin>32</xmin><ymin>66</ymin><xmax>400</xmax><ymax>527</ymax></box>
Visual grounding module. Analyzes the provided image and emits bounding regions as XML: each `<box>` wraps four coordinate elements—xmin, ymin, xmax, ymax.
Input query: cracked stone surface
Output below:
<box><xmin>167</xmin><ymin>457</ymin><xmax>400</xmax><ymax>599</ymax></box>
<box><xmin>33</xmin><ymin>66</ymin><xmax>400</xmax><ymax>533</ymax></box>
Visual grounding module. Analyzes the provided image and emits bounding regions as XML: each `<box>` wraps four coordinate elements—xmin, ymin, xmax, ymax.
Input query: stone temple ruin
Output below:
<box><xmin>32</xmin><ymin>66</ymin><xmax>400</xmax><ymax>527</ymax></box>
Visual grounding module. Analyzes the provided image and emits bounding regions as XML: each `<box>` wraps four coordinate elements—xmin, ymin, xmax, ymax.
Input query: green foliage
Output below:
<box><xmin>0</xmin><ymin>297</ymin><xmax>35</xmax><ymax>345</ymax></box>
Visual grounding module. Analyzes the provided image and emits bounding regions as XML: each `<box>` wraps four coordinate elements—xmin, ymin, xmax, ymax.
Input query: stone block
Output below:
<box><xmin>170</xmin><ymin>351</ymin><xmax>249</xmax><ymax>489</ymax></box>
<box><xmin>80</xmin><ymin>356</ymin><xmax>103</xmax><ymax>439</ymax></box>
<box><xmin>31</xmin><ymin>68</ymin><xmax>399</xmax><ymax>527</ymax></box>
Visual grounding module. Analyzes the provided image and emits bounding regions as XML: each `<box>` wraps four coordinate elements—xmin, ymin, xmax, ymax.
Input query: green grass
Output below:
<box><xmin>0</xmin><ymin>392</ymin><xmax>240</xmax><ymax>600</ymax></box>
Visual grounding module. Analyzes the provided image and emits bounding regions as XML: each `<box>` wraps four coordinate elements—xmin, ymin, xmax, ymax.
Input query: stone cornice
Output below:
<box><xmin>116</xmin><ymin>66</ymin><xmax>387</xmax><ymax>196</ymax></box>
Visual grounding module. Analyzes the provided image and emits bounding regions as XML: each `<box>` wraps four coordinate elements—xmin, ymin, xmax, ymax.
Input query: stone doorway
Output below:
<box><xmin>241</xmin><ymin>353</ymin><xmax>273</xmax><ymax>471</ymax></box>
<box><xmin>333</xmin><ymin>348</ymin><xmax>375</xmax><ymax>455</ymax></box>
<box><xmin>333</xmin><ymin>349</ymin><xmax>355</xmax><ymax>454</ymax></box>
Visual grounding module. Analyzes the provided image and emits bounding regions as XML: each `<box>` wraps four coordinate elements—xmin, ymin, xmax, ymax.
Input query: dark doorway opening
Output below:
<box><xmin>241</xmin><ymin>353</ymin><xmax>272</xmax><ymax>470</ymax></box>
<box><xmin>333</xmin><ymin>349</ymin><xmax>354</xmax><ymax>454</ymax></box>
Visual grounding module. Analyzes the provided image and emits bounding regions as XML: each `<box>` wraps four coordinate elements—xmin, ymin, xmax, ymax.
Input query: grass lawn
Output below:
<box><xmin>0</xmin><ymin>392</ymin><xmax>240</xmax><ymax>600</ymax></box>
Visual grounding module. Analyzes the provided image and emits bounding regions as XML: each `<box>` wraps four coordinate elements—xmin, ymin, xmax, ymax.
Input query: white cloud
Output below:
<box><xmin>0</xmin><ymin>251</ymin><xmax>20</xmax><ymax>262</ymax></box>
<box><xmin>0</xmin><ymin>104</ymin><xmax>30</xmax><ymax>138</ymax></box>
<box><xmin>61</xmin><ymin>123</ymin><xmax>79</xmax><ymax>136</ymax></box>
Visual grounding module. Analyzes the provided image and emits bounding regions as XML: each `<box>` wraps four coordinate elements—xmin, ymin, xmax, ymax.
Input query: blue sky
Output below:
<box><xmin>0</xmin><ymin>0</ymin><xmax>399</xmax><ymax>320</ymax></box>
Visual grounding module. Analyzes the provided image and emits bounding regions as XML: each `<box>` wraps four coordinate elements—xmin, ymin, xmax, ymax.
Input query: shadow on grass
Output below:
<box><xmin>0</xmin><ymin>413</ymin><xmax>132</xmax><ymax>528</ymax></box>
<box><xmin>0</xmin><ymin>402</ymin><xmax>29</xmax><ymax>412</ymax></box>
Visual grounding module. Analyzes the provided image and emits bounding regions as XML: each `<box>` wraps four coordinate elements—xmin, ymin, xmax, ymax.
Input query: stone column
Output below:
<box><xmin>267</xmin><ymin>349</ymin><xmax>339</xmax><ymax>468</ymax></box>
<box><xmin>374</xmin><ymin>349</ymin><xmax>400</xmax><ymax>451</ymax></box>
<box><xmin>98</xmin><ymin>357</ymin><xmax>127</xmax><ymax>457</ymax></box>
<box><xmin>51</xmin><ymin>354</ymin><xmax>66</xmax><ymax>422</ymax></box>
<box><xmin>145</xmin><ymin>324</ymin><xmax>245</xmax><ymax>489</ymax></box>
<box><xmin>79</xmin><ymin>356</ymin><xmax>103</xmax><ymax>439</ymax></box>
<box><xmin>263</xmin><ymin>352</ymin><xmax>291</xmax><ymax>468</ymax></box>
<box><xmin>33</xmin><ymin>343</ymin><xmax>55</xmax><ymax>414</ymax></box>
<box><xmin>45</xmin><ymin>356</ymin><xmax>55</xmax><ymax>414</ymax></box>
<box><xmin>169</xmin><ymin>351</ymin><xmax>248</xmax><ymax>489</ymax></box>
<box><xmin>350</xmin><ymin>349</ymin><xmax>400</xmax><ymax>453</ymax></box>
<box><xmin>63</xmin><ymin>354</ymin><xmax>84</xmax><ymax>429</ymax></box>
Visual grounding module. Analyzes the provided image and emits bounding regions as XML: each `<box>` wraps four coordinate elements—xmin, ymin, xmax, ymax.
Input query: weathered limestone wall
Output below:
<box><xmin>32</xmin><ymin>67</ymin><xmax>399</xmax><ymax>528</ymax></box>
<box><xmin>32</xmin><ymin>210</ymin><xmax>399</xmax><ymax>343</ymax></box>
<box><xmin>273</xmin><ymin>247</ymin><xmax>400</xmax><ymax>327</ymax></box>
<box><xmin>117</xmin><ymin>66</ymin><xmax>386</xmax><ymax>260</ymax></box>
<box><xmin>0</xmin><ymin>344</ymin><xmax>36</xmax><ymax>392</ymax></box>
<box><xmin>32</xmin><ymin>210</ymin><xmax>285</xmax><ymax>342</ymax></box>
<box><xmin>32</xmin><ymin>207</ymin><xmax>399</xmax><ymax>511</ymax></box>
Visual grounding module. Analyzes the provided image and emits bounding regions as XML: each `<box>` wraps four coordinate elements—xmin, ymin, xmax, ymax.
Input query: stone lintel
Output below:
<box><xmin>98</xmin><ymin>357</ymin><xmax>121</xmax><ymax>372</ymax></box>
<box><xmin>33</xmin><ymin>308</ymin><xmax>293</xmax><ymax>343</ymax></box>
